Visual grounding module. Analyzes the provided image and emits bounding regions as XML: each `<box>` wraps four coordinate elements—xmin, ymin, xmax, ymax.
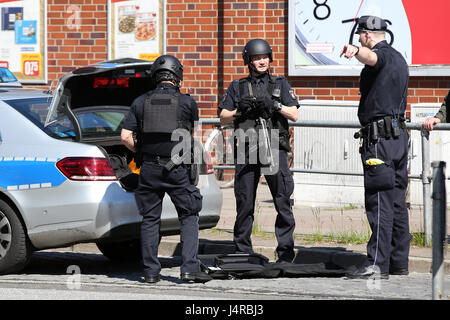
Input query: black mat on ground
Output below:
<box><xmin>203</xmin><ymin>253</ymin><xmax>349</xmax><ymax>279</ymax></box>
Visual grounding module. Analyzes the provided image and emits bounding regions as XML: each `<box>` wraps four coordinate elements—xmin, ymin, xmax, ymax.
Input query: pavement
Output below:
<box><xmin>158</xmin><ymin>182</ymin><xmax>449</xmax><ymax>274</ymax></box>
<box><xmin>64</xmin><ymin>181</ymin><xmax>449</xmax><ymax>274</ymax></box>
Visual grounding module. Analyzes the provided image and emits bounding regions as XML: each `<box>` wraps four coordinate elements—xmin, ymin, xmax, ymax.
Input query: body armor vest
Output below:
<box><xmin>142</xmin><ymin>91</ymin><xmax>192</xmax><ymax>134</ymax></box>
<box><xmin>137</xmin><ymin>91</ymin><xmax>193</xmax><ymax>159</ymax></box>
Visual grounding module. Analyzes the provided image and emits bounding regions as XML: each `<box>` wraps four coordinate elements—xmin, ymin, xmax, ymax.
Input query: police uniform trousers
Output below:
<box><xmin>233</xmin><ymin>150</ymin><xmax>295</xmax><ymax>262</ymax></box>
<box><xmin>361</xmin><ymin>129</ymin><xmax>410</xmax><ymax>273</ymax></box>
<box><xmin>134</xmin><ymin>161</ymin><xmax>203</xmax><ymax>277</ymax></box>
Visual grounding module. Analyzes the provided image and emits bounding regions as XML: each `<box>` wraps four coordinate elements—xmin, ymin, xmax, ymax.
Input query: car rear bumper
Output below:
<box><xmin>14</xmin><ymin>174</ymin><xmax>221</xmax><ymax>250</ymax></box>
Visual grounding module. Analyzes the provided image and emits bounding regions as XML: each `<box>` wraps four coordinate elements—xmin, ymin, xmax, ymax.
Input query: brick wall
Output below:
<box><xmin>46</xmin><ymin>0</ymin><xmax>108</xmax><ymax>81</ymax></box>
<box><xmin>28</xmin><ymin>0</ymin><xmax>450</xmax><ymax>180</ymax></box>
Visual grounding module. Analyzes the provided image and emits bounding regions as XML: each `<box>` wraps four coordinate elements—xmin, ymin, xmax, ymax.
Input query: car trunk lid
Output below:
<box><xmin>44</xmin><ymin>58</ymin><xmax>154</xmax><ymax>141</ymax></box>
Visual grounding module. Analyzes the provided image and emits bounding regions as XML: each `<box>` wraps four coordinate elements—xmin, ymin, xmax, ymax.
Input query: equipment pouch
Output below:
<box><xmin>370</xmin><ymin>121</ymin><xmax>379</xmax><ymax>141</ymax></box>
<box><xmin>391</xmin><ymin>118</ymin><xmax>401</xmax><ymax>138</ymax></box>
<box><xmin>384</xmin><ymin>116</ymin><xmax>392</xmax><ymax>139</ymax></box>
<box><xmin>279</xmin><ymin>132</ymin><xmax>291</xmax><ymax>152</ymax></box>
<box><xmin>377</xmin><ymin>119</ymin><xmax>386</xmax><ymax>137</ymax></box>
<box><xmin>363</xmin><ymin>159</ymin><xmax>395</xmax><ymax>191</ymax></box>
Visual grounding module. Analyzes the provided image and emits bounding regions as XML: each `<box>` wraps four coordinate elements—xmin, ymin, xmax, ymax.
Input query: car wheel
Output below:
<box><xmin>0</xmin><ymin>200</ymin><xmax>32</xmax><ymax>274</ymax></box>
<box><xmin>96</xmin><ymin>239</ymin><xmax>142</xmax><ymax>261</ymax></box>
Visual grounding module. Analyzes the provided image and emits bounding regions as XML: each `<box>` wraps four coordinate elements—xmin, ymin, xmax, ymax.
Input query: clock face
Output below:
<box><xmin>294</xmin><ymin>0</ymin><xmax>412</xmax><ymax>65</ymax></box>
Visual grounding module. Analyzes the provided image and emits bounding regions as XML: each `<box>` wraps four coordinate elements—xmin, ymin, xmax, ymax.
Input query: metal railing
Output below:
<box><xmin>200</xmin><ymin>118</ymin><xmax>450</xmax><ymax>247</ymax></box>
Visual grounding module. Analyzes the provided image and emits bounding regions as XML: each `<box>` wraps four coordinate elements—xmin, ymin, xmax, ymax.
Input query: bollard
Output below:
<box><xmin>431</xmin><ymin>161</ymin><xmax>447</xmax><ymax>300</ymax></box>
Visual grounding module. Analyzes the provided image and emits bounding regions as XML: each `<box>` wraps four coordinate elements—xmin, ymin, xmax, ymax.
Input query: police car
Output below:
<box><xmin>0</xmin><ymin>59</ymin><xmax>222</xmax><ymax>274</ymax></box>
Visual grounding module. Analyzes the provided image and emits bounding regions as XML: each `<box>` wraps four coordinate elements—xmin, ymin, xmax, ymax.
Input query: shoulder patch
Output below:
<box><xmin>221</xmin><ymin>91</ymin><xmax>228</xmax><ymax>103</ymax></box>
<box><xmin>289</xmin><ymin>89</ymin><xmax>296</xmax><ymax>100</ymax></box>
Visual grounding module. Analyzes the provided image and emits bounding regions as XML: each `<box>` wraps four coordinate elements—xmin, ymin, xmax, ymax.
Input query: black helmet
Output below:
<box><xmin>242</xmin><ymin>39</ymin><xmax>273</xmax><ymax>65</ymax></box>
<box><xmin>150</xmin><ymin>55</ymin><xmax>183</xmax><ymax>81</ymax></box>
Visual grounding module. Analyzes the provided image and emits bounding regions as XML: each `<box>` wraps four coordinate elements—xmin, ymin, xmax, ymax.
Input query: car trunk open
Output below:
<box><xmin>46</xmin><ymin>59</ymin><xmax>155</xmax><ymax>191</ymax></box>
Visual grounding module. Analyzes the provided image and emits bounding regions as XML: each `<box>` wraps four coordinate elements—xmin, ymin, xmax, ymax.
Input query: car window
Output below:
<box><xmin>6</xmin><ymin>98</ymin><xmax>127</xmax><ymax>140</ymax></box>
<box><xmin>75</xmin><ymin>110</ymin><xmax>127</xmax><ymax>138</ymax></box>
<box><xmin>4</xmin><ymin>97</ymin><xmax>76</xmax><ymax>139</ymax></box>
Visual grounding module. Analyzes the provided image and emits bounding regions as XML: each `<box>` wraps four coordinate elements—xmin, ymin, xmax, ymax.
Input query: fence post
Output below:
<box><xmin>421</xmin><ymin>128</ymin><xmax>432</xmax><ymax>246</ymax></box>
<box><xmin>431</xmin><ymin>161</ymin><xmax>447</xmax><ymax>300</ymax></box>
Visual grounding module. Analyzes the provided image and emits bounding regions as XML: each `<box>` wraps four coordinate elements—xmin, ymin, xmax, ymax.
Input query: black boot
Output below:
<box><xmin>181</xmin><ymin>271</ymin><xmax>213</xmax><ymax>283</ymax></box>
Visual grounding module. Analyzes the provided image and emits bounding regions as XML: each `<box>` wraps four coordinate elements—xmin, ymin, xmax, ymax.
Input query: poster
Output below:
<box><xmin>108</xmin><ymin>0</ymin><xmax>165</xmax><ymax>62</ymax></box>
<box><xmin>0</xmin><ymin>0</ymin><xmax>46</xmax><ymax>83</ymax></box>
<box><xmin>288</xmin><ymin>0</ymin><xmax>450</xmax><ymax>76</ymax></box>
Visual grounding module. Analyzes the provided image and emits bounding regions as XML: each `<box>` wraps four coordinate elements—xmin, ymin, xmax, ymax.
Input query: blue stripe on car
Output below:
<box><xmin>0</xmin><ymin>157</ymin><xmax>66</xmax><ymax>190</ymax></box>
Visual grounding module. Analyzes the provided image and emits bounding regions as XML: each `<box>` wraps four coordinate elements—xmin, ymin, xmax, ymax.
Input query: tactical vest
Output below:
<box><xmin>142</xmin><ymin>92</ymin><xmax>192</xmax><ymax>134</ymax></box>
<box><xmin>233</xmin><ymin>76</ymin><xmax>291</xmax><ymax>152</ymax></box>
<box><xmin>138</xmin><ymin>91</ymin><xmax>192</xmax><ymax>158</ymax></box>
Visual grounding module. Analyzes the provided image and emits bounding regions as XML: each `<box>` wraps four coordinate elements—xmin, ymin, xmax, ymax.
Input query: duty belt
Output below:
<box><xmin>142</xmin><ymin>154</ymin><xmax>172</xmax><ymax>165</ymax></box>
<box><xmin>357</xmin><ymin>116</ymin><xmax>406</xmax><ymax>140</ymax></box>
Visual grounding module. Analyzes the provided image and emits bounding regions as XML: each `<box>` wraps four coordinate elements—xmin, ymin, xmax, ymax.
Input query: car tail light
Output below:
<box><xmin>203</xmin><ymin>151</ymin><xmax>215</xmax><ymax>175</ymax></box>
<box><xmin>56</xmin><ymin>157</ymin><xmax>118</xmax><ymax>181</ymax></box>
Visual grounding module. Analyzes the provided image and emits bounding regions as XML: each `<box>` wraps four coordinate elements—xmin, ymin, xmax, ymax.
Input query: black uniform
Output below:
<box><xmin>122</xmin><ymin>82</ymin><xmax>202</xmax><ymax>277</ymax></box>
<box><xmin>358</xmin><ymin>40</ymin><xmax>410</xmax><ymax>274</ymax></box>
<box><xmin>219</xmin><ymin>73</ymin><xmax>299</xmax><ymax>262</ymax></box>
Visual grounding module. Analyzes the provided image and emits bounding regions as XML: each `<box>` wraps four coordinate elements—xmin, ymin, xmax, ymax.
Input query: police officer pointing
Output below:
<box><xmin>341</xmin><ymin>16</ymin><xmax>410</xmax><ymax>279</ymax></box>
<box><xmin>219</xmin><ymin>39</ymin><xmax>299</xmax><ymax>263</ymax></box>
<box><xmin>121</xmin><ymin>55</ymin><xmax>211</xmax><ymax>284</ymax></box>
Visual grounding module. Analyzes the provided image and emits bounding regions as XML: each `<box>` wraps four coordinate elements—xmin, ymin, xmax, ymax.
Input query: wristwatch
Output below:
<box><xmin>274</xmin><ymin>101</ymin><xmax>283</xmax><ymax>111</ymax></box>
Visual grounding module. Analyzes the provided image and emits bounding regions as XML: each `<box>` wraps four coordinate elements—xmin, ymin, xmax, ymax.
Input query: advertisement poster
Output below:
<box><xmin>288</xmin><ymin>0</ymin><xmax>450</xmax><ymax>76</ymax></box>
<box><xmin>0</xmin><ymin>0</ymin><xmax>46</xmax><ymax>83</ymax></box>
<box><xmin>108</xmin><ymin>0</ymin><xmax>165</xmax><ymax>62</ymax></box>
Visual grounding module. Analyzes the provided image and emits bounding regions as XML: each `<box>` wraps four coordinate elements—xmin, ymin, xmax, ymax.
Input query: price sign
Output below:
<box><xmin>21</xmin><ymin>54</ymin><xmax>41</xmax><ymax>77</ymax></box>
<box><xmin>139</xmin><ymin>53</ymin><xmax>160</xmax><ymax>62</ymax></box>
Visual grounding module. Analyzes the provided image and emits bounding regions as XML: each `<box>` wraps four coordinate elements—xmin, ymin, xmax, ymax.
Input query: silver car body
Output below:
<box><xmin>0</xmin><ymin>62</ymin><xmax>222</xmax><ymax>251</ymax></box>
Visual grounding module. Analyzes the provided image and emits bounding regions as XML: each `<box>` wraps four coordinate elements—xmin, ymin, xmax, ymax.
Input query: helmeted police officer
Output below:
<box><xmin>341</xmin><ymin>16</ymin><xmax>410</xmax><ymax>279</ymax></box>
<box><xmin>219</xmin><ymin>39</ymin><xmax>300</xmax><ymax>263</ymax></box>
<box><xmin>121</xmin><ymin>55</ymin><xmax>212</xmax><ymax>284</ymax></box>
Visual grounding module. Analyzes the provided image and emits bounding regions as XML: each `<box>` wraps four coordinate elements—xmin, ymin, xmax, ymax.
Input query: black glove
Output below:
<box><xmin>255</xmin><ymin>96</ymin><xmax>275</xmax><ymax>119</ymax></box>
<box><xmin>237</xmin><ymin>97</ymin><xmax>256</xmax><ymax>117</ymax></box>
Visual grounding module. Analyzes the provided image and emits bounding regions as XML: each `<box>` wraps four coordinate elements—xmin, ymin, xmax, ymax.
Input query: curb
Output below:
<box><xmin>159</xmin><ymin>239</ymin><xmax>450</xmax><ymax>275</ymax></box>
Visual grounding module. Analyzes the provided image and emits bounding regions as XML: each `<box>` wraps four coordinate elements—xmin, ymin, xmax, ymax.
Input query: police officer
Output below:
<box><xmin>341</xmin><ymin>16</ymin><xmax>410</xmax><ymax>279</ymax></box>
<box><xmin>219</xmin><ymin>39</ymin><xmax>299</xmax><ymax>263</ymax></box>
<box><xmin>423</xmin><ymin>90</ymin><xmax>450</xmax><ymax>131</ymax></box>
<box><xmin>121</xmin><ymin>55</ymin><xmax>212</xmax><ymax>284</ymax></box>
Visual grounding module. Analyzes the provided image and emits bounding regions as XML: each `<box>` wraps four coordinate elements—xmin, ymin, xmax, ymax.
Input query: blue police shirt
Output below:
<box><xmin>358</xmin><ymin>40</ymin><xmax>409</xmax><ymax>126</ymax></box>
<box><xmin>122</xmin><ymin>83</ymin><xmax>199</xmax><ymax>157</ymax></box>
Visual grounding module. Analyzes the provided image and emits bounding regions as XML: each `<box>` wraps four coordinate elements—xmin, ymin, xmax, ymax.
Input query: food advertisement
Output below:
<box><xmin>108</xmin><ymin>0</ymin><xmax>164</xmax><ymax>62</ymax></box>
<box><xmin>0</xmin><ymin>0</ymin><xmax>46</xmax><ymax>83</ymax></box>
<box><xmin>288</xmin><ymin>0</ymin><xmax>450</xmax><ymax>76</ymax></box>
